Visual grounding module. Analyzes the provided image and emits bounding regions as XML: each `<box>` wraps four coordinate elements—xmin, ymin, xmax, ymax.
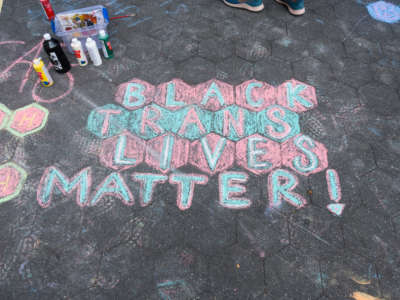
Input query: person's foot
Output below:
<box><xmin>222</xmin><ymin>0</ymin><xmax>264</xmax><ymax>12</ymax></box>
<box><xmin>275</xmin><ymin>0</ymin><xmax>305</xmax><ymax>15</ymax></box>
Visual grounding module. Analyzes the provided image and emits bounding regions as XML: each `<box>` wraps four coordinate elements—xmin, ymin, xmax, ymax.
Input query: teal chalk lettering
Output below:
<box><xmin>91</xmin><ymin>172</ymin><xmax>133</xmax><ymax>206</ymax></box>
<box><xmin>114</xmin><ymin>134</ymin><xmax>136</xmax><ymax>165</ymax></box>
<box><xmin>247</xmin><ymin>137</ymin><xmax>272</xmax><ymax>170</ymax></box>
<box><xmin>201</xmin><ymin>81</ymin><xmax>225</xmax><ymax>107</ymax></box>
<box><xmin>269</xmin><ymin>169</ymin><xmax>306</xmax><ymax>208</ymax></box>
<box><xmin>132</xmin><ymin>173</ymin><xmax>168</xmax><ymax>206</ymax></box>
<box><xmin>293</xmin><ymin>135</ymin><xmax>319</xmax><ymax>173</ymax></box>
<box><xmin>200</xmin><ymin>136</ymin><xmax>227</xmax><ymax>171</ymax></box>
<box><xmin>123</xmin><ymin>83</ymin><xmax>146</xmax><ymax>108</ymax></box>
<box><xmin>219</xmin><ymin>172</ymin><xmax>250</xmax><ymax>209</ymax></box>
<box><xmin>170</xmin><ymin>174</ymin><xmax>208</xmax><ymax>210</ymax></box>
<box><xmin>166</xmin><ymin>82</ymin><xmax>185</xmax><ymax>107</ymax></box>
<box><xmin>245</xmin><ymin>82</ymin><xmax>263</xmax><ymax>108</ymax></box>
<box><xmin>38</xmin><ymin>167</ymin><xmax>91</xmax><ymax>207</ymax></box>
<box><xmin>326</xmin><ymin>169</ymin><xmax>341</xmax><ymax>202</ymax></box>
<box><xmin>160</xmin><ymin>134</ymin><xmax>175</xmax><ymax>171</ymax></box>
<box><xmin>286</xmin><ymin>82</ymin><xmax>313</xmax><ymax>109</ymax></box>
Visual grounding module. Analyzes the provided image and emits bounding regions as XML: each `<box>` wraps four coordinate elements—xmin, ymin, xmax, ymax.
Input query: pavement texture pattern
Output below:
<box><xmin>0</xmin><ymin>0</ymin><xmax>400</xmax><ymax>299</ymax></box>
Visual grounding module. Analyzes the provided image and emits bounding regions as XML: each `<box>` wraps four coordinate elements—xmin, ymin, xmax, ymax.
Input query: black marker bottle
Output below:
<box><xmin>43</xmin><ymin>33</ymin><xmax>71</xmax><ymax>73</ymax></box>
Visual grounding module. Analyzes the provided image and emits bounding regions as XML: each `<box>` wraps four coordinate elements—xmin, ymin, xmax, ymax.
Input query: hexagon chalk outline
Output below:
<box><xmin>0</xmin><ymin>103</ymin><xmax>12</xmax><ymax>130</ymax></box>
<box><xmin>7</xmin><ymin>103</ymin><xmax>49</xmax><ymax>137</ymax></box>
<box><xmin>0</xmin><ymin>162</ymin><xmax>27</xmax><ymax>204</ymax></box>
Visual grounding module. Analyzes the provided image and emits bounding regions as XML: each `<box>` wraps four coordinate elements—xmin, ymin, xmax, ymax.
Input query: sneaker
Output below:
<box><xmin>222</xmin><ymin>0</ymin><xmax>264</xmax><ymax>12</ymax></box>
<box><xmin>275</xmin><ymin>0</ymin><xmax>305</xmax><ymax>15</ymax></box>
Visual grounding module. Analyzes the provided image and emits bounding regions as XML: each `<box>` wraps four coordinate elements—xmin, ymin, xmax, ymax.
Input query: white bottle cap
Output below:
<box><xmin>33</xmin><ymin>58</ymin><xmax>41</xmax><ymax>65</ymax></box>
<box><xmin>72</xmin><ymin>38</ymin><xmax>78</xmax><ymax>42</ymax></box>
<box><xmin>99</xmin><ymin>30</ymin><xmax>106</xmax><ymax>37</ymax></box>
<box><xmin>43</xmin><ymin>33</ymin><xmax>51</xmax><ymax>40</ymax></box>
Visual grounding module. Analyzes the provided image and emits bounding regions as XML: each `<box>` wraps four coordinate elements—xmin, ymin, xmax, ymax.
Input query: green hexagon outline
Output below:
<box><xmin>6</xmin><ymin>103</ymin><xmax>49</xmax><ymax>138</ymax></box>
<box><xmin>0</xmin><ymin>103</ymin><xmax>12</xmax><ymax>130</ymax></box>
<box><xmin>0</xmin><ymin>162</ymin><xmax>27</xmax><ymax>204</ymax></box>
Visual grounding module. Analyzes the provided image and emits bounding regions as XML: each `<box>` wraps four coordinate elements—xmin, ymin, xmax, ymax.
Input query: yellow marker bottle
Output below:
<box><xmin>33</xmin><ymin>58</ymin><xmax>54</xmax><ymax>87</ymax></box>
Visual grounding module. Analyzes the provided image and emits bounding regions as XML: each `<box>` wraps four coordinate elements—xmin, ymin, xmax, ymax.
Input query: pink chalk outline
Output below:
<box><xmin>32</xmin><ymin>64</ymin><xmax>74</xmax><ymax>104</ymax></box>
<box><xmin>0</xmin><ymin>40</ymin><xmax>41</xmax><ymax>93</ymax></box>
<box><xmin>0</xmin><ymin>40</ymin><xmax>74</xmax><ymax>104</ymax></box>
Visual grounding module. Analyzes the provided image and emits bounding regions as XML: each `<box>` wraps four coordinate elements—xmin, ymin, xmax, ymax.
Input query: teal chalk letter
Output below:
<box><xmin>286</xmin><ymin>82</ymin><xmax>313</xmax><ymax>109</ymax></box>
<box><xmin>37</xmin><ymin>167</ymin><xmax>91</xmax><ymax>207</ymax></box>
<box><xmin>91</xmin><ymin>172</ymin><xmax>133</xmax><ymax>206</ymax></box>
<box><xmin>201</xmin><ymin>82</ymin><xmax>225</xmax><ymax>107</ymax></box>
<box><xmin>246</xmin><ymin>82</ymin><xmax>263</xmax><ymax>108</ymax></box>
<box><xmin>219</xmin><ymin>172</ymin><xmax>251</xmax><ymax>209</ymax></box>
<box><xmin>268</xmin><ymin>169</ymin><xmax>306</xmax><ymax>208</ymax></box>
<box><xmin>200</xmin><ymin>136</ymin><xmax>227</xmax><ymax>171</ymax></box>
<box><xmin>166</xmin><ymin>82</ymin><xmax>185</xmax><ymax>107</ymax></box>
<box><xmin>160</xmin><ymin>134</ymin><xmax>175</xmax><ymax>171</ymax></box>
<box><xmin>114</xmin><ymin>134</ymin><xmax>137</xmax><ymax>165</ymax></box>
<box><xmin>170</xmin><ymin>174</ymin><xmax>208</xmax><ymax>210</ymax></box>
<box><xmin>247</xmin><ymin>137</ymin><xmax>272</xmax><ymax>170</ymax></box>
<box><xmin>132</xmin><ymin>173</ymin><xmax>168</xmax><ymax>206</ymax></box>
<box><xmin>293</xmin><ymin>135</ymin><xmax>319</xmax><ymax>173</ymax></box>
<box><xmin>123</xmin><ymin>83</ymin><xmax>146</xmax><ymax>108</ymax></box>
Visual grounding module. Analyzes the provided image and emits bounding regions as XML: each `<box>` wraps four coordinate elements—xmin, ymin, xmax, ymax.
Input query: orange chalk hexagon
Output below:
<box><xmin>7</xmin><ymin>103</ymin><xmax>49</xmax><ymax>137</ymax></box>
<box><xmin>281</xmin><ymin>134</ymin><xmax>328</xmax><ymax>176</ymax></box>
<box><xmin>236</xmin><ymin>134</ymin><xmax>281</xmax><ymax>175</ymax></box>
<box><xmin>276</xmin><ymin>79</ymin><xmax>317</xmax><ymax>113</ymax></box>
<box><xmin>0</xmin><ymin>162</ymin><xmax>27</xmax><ymax>204</ymax></box>
<box><xmin>0</xmin><ymin>103</ymin><xmax>11</xmax><ymax>130</ymax></box>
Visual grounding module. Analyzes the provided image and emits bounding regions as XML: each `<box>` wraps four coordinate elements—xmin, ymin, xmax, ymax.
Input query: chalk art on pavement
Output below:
<box><xmin>37</xmin><ymin>78</ymin><xmax>345</xmax><ymax>216</ymax></box>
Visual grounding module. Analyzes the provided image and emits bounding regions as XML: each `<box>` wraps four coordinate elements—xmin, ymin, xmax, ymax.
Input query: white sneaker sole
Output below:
<box><xmin>275</xmin><ymin>0</ymin><xmax>305</xmax><ymax>15</ymax></box>
<box><xmin>223</xmin><ymin>0</ymin><xmax>265</xmax><ymax>12</ymax></box>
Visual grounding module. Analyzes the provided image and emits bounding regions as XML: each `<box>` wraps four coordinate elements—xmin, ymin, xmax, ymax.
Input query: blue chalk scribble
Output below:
<box><xmin>367</xmin><ymin>1</ymin><xmax>400</xmax><ymax>23</ymax></box>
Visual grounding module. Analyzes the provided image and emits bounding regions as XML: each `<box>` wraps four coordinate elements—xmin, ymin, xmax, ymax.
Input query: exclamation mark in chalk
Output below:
<box><xmin>326</xmin><ymin>169</ymin><xmax>345</xmax><ymax>216</ymax></box>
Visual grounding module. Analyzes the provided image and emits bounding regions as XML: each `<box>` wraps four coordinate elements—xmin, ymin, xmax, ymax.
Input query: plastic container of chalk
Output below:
<box><xmin>51</xmin><ymin>5</ymin><xmax>109</xmax><ymax>53</ymax></box>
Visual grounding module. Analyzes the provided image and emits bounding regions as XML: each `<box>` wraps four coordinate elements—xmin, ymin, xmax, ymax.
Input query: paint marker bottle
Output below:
<box><xmin>39</xmin><ymin>0</ymin><xmax>55</xmax><ymax>21</ymax></box>
<box><xmin>98</xmin><ymin>30</ymin><xmax>114</xmax><ymax>59</ymax></box>
<box><xmin>43</xmin><ymin>33</ymin><xmax>71</xmax><ymax>73</ymax></box>
<box><xmin>71</xmin><ymin>38</ymin><xmax>88</xmax><ymax>66</ymax></box>
<box><xmin>33</xmin><ymin>58</ymin><xmax>54</xmax><ymax>87</ymax></box>
<box><xmin>85</xmin><ymin>38</ymin><xmax>102</xmax><ymax>66</ymax></box>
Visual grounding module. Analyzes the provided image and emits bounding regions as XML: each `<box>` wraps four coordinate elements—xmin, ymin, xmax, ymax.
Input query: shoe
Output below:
<box><xmin>222</xmin><ymin>0</ymin><xmax>264</xmax><ymax>12</ymax></box>
<box><xmin>275</xmin><ymin>0</ymin><xmax>305</xmax><ymax>15</ymax></box>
